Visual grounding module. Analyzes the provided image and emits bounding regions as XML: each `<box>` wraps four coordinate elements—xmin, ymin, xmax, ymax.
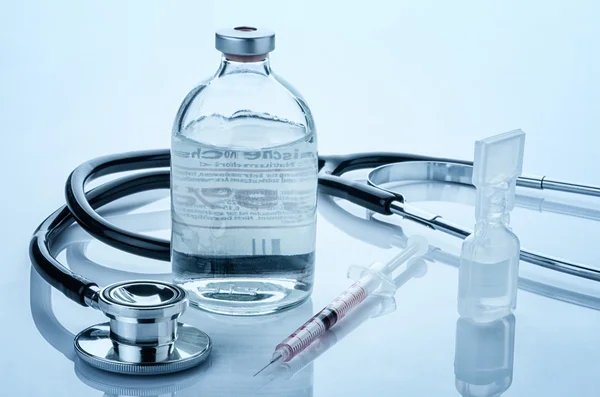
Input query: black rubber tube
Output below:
<box><xmin>65</xmin><ymin>150</ymin><xmax>171</xmax><ymax>261</ymax></box>
<box><xmin>318</xmin><ymin>152</ymin><xmax>471</xmax><ymax>214</ymax></box>
<box><xmin>30</xmin><ymin>171</ymin><xmax>169</xmax><ymax>306</ymax></box>
<box><xmin>38</xmin><ymin>148</ymin><xmax>600</xmax><ymax>304</ymax></box>
<box><xmin>65</xmin><ymin>150</ymin><xmax>466</xmax><ymax>261</ymax></box>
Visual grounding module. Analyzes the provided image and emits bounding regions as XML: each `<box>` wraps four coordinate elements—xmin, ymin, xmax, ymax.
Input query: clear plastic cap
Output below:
<box><xmin>473</xmin><ymin>129</ymin><xmax>525</xmax><ymax>189</ymax></box>
<box><xmin>473</xmin><ymin>129</ymin><xmax>525</xmax><ymax>219</ymax></box>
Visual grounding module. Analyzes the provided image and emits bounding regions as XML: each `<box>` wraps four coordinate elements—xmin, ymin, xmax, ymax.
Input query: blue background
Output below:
<box><xmin>1</xmin><ymin>1</ymin><xmax>599</xmax><ymax>396</ymax></box>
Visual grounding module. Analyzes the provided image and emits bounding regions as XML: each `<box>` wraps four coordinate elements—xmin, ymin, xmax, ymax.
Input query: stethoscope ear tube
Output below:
<box><xmin>30</xmin><ymin>226</ymin><xmax>97</xmax><ymax>306</ymax></box>
<box><xmin>53</xmin><ymin>149</ymin><xmax>600</xmax><ymax>289</ymax></box>
<box><xmin>63</xmin><ymin>151</ymin><xmax>454</xmax><ymax>262</ymax></box>
<box><xmin>29</xmin><ymin>171</ymin><xmax>169</xmax><ymax>306</ymax></box>
<box><xmin>65</xmin><ymin>150</ymin><xmax>171</xmax><ymax>261</ymax></box>
<box><xmin>318</xmin><ymin>173</ymin><xmax>400</xmax><ymax>215</ymax></box>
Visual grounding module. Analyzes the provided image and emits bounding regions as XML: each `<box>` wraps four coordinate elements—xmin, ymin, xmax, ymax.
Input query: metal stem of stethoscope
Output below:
<box><xmin>520</xmin><ymin>176</ymin><xmax>600</xmax><ymax>197</ymax></box>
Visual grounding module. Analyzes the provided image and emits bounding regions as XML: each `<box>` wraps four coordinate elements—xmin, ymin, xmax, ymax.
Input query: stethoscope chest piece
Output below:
<box><xmin>73</xmin><ymin>280</ymin><xmax>211</xmax><ymax>375</ymax></box>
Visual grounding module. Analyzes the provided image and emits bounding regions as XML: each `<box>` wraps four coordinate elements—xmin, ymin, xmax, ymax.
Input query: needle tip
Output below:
<box><xmin>253</xmin><ymin>361</ymin><xmax>273</xmax><ymax>377</ymax></box>
<box><xmin>253</xmin><ymin>354</ymin><xmax>282</xmax><ymax>377</ymax></box>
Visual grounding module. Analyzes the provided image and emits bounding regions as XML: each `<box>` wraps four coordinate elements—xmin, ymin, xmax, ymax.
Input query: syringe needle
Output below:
<box><xmin>254</xmin><ymin>353</ymin><xmax>283</xmax><ymax>377</ymax></box>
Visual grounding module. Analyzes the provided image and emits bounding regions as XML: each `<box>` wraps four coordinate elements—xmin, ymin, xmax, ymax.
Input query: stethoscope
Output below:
<box><xmin>30</xmin><ymin>149</ymin><xmax>600</xmax><ymax>375</ymax></box>
<box><xmin>29</xmin><ymin>267</ymin><xmax>207</xmax><ymax>395</ymax></box>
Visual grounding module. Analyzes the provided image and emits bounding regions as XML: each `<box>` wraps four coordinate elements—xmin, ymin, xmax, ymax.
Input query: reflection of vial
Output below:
<box><xmin>458</xmin><ymin>130</ymin><xmax>525</xmax><ymax>322</ymax></box>
<box><xmin>454</xmin><ymin>315</ymin><xmax>516</xmax><ymax>397</ymax></box>
<box><xmin>170</xmin><ymin>27</ymin><xmax>318</xmax><ymax>315</ymax></box>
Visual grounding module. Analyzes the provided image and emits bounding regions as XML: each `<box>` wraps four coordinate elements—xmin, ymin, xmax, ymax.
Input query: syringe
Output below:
<box><xmin>254</xmin><ymin>235</ymin><xmax>428</xmax><ymax>376</ymax></box>
<box><xmin>260</xmin><ymin>257</ymin><xmax>428</xmax><ymax>386</ymax></box>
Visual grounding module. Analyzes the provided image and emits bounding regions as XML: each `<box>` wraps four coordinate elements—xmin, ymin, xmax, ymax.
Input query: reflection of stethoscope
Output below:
<box><xmin>29</xmin><ymin>150</ymin><xmax>600</xmax><ymax>375</ymax></box>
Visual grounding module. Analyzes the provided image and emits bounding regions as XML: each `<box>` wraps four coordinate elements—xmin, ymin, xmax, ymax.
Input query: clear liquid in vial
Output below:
<box><xmin>458</xmin><ymin>228</ymin><xmax>520</xmax><ymax>323</ymax></box>
<box><xmin>171</xmin><ymin>115</ymin><xmax>318</xmax><ymax>315</ymax></box>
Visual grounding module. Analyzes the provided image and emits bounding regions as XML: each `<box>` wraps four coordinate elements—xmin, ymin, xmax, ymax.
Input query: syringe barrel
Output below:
<box><xmin>276</xmin><ymin>282</ymin><xmax>368</xmax><ymax>361</ymax></box>
<box><xmin>332</xmin><ymin>281</ymin><xmax>369</xmax><ymax>319</ymax></box>
<box><xmin>279</xmin><ymin>296</ymin><xmax>387</xmax><ymax>379</ymax></box>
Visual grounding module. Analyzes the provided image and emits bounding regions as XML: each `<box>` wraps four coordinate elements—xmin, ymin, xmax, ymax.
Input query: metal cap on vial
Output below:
<box><xmin>215</xmin><ymin>26</ymin><xmax>275</xmax><ymax>58</ymax></box>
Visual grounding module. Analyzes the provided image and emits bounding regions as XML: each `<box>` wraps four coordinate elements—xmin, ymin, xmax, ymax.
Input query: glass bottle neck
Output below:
<box><xmin>216</xmin><ymin>55</ymin><xmax>271</xmax><ymax>77</ymax></box>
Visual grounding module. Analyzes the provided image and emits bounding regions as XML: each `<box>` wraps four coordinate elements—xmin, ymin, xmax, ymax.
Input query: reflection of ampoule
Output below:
<box><xmin>454</xmin><ymin>314</ymin><xmax>516</xmax><ymax>397</ymax></box>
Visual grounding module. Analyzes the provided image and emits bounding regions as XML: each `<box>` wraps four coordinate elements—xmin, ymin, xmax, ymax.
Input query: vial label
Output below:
<box><xmin>171</xmin><ymin>136</ymin><xmax>318</xmax><ymax>256</ymax></box>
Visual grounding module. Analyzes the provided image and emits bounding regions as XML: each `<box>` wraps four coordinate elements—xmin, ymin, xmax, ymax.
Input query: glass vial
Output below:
<box><xmin>170</xmin><ymin>27</ymin><xmax>318</xmax><ymax>316</ymax></box>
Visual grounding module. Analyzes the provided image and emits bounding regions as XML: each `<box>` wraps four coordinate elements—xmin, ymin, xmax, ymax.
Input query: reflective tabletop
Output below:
<box><xmin>6</xmin><ymin>180</ymin><xmax>600</xmax><ymax>396</ymax></box>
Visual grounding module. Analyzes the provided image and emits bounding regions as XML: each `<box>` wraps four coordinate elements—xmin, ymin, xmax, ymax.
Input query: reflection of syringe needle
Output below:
<box><xmin>259</xmin><ymin>239</ymin><xmax>428</xmax><ymax>377</ymax></box>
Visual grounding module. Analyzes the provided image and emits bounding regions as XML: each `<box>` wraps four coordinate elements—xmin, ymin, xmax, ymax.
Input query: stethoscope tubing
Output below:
<box><xmin>33</xmin><ymin>149</ymin><xmax>600</xmax><ymax>308</ymax></box>
<box><xmin>64</xmin><ymin>149</ymin><xmax>600</xmax><ymax>282</ymax></box>
<box><xmin>65</xmin><ymin>150</ymin><xmax>460</xmax><ymax>262</ymax></box>
<box><xmin>30</xmin><ymin>169</ymin><xmax>169</xmax><ymax>306</ymax></box>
